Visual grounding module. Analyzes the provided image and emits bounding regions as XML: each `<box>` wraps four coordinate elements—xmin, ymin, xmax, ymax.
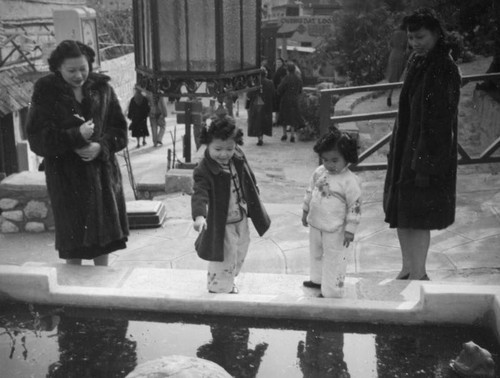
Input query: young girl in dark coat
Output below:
<box><xmin>191</xmin><ymin>116</ymin><xmax>271</xmax><ymax>293</ymax></box>
<box><xmin>383</xmin><ymin>8</ymin><xmax>461</xmax><ymax>281</ymax></box>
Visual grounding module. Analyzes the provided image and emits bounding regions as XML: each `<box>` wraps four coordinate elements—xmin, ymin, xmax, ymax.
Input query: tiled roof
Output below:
<box><xmin>0</xmin><ymin>65</ymin><xmax>47</xmax><ymax>117</ymax></box>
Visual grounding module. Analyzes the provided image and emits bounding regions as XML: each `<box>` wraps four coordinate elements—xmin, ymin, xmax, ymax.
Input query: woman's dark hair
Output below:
<box><xmin>286</xmin><ymin>62</ymin><xmax>296</xmax><ymax>74</ymax></box>
<box><xmin>199</xmin><ymin>115</ymin><xmax>244</xmax><ymax>146</ymax></box>
<box><xmin>402</xmin><ymin>8</ymin><xmax>461</xmax><ymax>59</ymax></box>
<box><xmin>48</xmin><ymin>40</ymin><xmax>96</xmax><ymax>73</ymax></box>
<box><xmin>402</xmin><ymin>8</ymin><xmax>446</xmax><ymax>39</ymax></box>
<box><xmin>313</xmin><ymin>128</ymin><xmax>358</xmax><ymax>164</ymax></box>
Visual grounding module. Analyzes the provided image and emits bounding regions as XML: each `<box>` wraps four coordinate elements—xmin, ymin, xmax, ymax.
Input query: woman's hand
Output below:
<box><xmin>194</xmin><ymin>216</ymin><xmax>207</xmax><ymax>232</ymax></box>
<box><xmin>75</xmin><ymin>142</ymin><xmax>101</xmax><ymax>162</ymax></box>
<box><xmin>302</xmin><ymin>210</ymin><xmax>309</xmax><ymax>227</ymax></box>
<box><xmin>79</xmin><ymin>119</ymin><xmax>95</xmax><ymax>140</ymax></box>
<box><xmin>343</xmin><ymin>231</ymin><xmax>354</xmax><ymax>247</ymax></box>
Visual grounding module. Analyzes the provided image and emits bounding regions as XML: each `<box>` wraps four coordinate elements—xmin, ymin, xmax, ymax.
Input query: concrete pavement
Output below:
<box><xmin>1</xmin><ymin>97</ymin><xmax>500</xmax><ymax>284</ymax></box>
<box><xmin>1</xmin><ymin>85</ymin><xmax>500</xmax><ymax>342</ymax></box>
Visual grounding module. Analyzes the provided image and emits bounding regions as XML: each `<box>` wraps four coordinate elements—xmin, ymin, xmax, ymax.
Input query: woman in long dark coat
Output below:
<box><xmin>247</xmin><ymin>68</ymin><xmax>276</xmax><ymax>146</ymax></box>
<box><xmin>272</xmin><ymin>58</ymin><xmax>287</xmax><ymax>125</ymax></box>
<box><xmin>27</xmin><ymin>40</ymin><xmax>129</xmax><ymax>266</ymax></box>
<box><xmin>277</xmin><ymin>62</ymin><xmax>303</xmax><ymax>143</ymax></box>
<box><xmin>383</xmin><ymin>8</ymin><xmax>461</xmax><ymax>280</ymax></box>
<box><xmin>127</xmin><ymin>87</ymin><xmax>150</xmax><ymax>148</ymax></box>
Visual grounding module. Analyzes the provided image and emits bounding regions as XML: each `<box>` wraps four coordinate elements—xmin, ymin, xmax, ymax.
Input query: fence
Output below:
<box><xmin>317</xmin><ymin>73</ymin><xmax>500</xmax><ymax>171</ymax></box>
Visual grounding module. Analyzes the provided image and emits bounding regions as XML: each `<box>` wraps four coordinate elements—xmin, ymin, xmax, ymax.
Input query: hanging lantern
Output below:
<box><xmin>133</xmin><ymin>0</ymin><xmax>262</xmax><ymax>98</ymax></box>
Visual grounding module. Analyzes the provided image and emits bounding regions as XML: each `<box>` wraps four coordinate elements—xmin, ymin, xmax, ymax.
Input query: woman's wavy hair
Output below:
<box><xmin>48</xmin><ymin>40</ymin><xmax>96</xmax><ymax>73</ymax></box>
<box><xmin>403</xmin><ymin>8</ymin><xmax>446</xmax><ymax>38</ymax></box>
<box><xmin>402</xmin><ymin>7</ymin><xmax>461</xmax><ymax>59</ymax></box>
<box><xmin>199</xmin><ymin>115</ymin><xmax>244</xmax><ymax>146</ymax></box>
<box><xmin>313</xmin><ymin>127</ymin><xmax>359</xmax><ymax>164</ymax></box>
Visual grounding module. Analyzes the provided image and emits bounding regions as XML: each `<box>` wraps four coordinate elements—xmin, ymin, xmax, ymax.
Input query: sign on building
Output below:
<box><xmin>53</xmin><ymin>7</ymin><xmax>100</xmax><ymax>69</ymax></box>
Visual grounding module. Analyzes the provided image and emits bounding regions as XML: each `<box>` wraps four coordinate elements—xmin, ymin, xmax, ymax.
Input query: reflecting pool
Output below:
<box><xmin>1</xmin><ymin>302</ymin><xmax>498</xmax><ymax>377</ymax></box>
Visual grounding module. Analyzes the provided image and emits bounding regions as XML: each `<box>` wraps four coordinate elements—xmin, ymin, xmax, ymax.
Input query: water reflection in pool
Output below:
<box><xmin>1</xmin><ymin>302</ymin><xmax>498</xmax><ymax>377</ymax></box>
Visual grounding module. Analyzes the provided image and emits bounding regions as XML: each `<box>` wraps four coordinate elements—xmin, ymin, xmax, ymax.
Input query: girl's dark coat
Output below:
<box><xmin>127</xmin><ymin>96</ymin><xmax>150</xmax><ymax>138</ymax></box>
<box><xmin>27</xmin><ymin>72</ymin><xmax>129</xmax><ymax>258</ymax></box>
<box><xmin>191</xmin><ymin>147</ymin><xmax>271</xmax><ymax>262</ymax></box>
<box><xmin>247</xmin><ymin>77</ymin><xmax>275</xmax><ymax>138</ymax></box>
<box><xmin>277</xmin><ymin>73</ymin><xmax>303</xmax><ymax>129</ymax></box>
<box><xmin>383</xmin><ymin>42</ymin><xmax>461</xmax><ymax>230</ymax></box>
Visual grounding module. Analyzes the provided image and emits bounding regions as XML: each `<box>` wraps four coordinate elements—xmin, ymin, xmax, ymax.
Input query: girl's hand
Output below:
<box><xmin>343</xmin><ymin>231</ymin><xmax>354</xmax><ymax>247</ymax></box>
<box><xmin>79</xmin><ymin>119</ymin><xmax>95</xmax><ymax>140</ymax></box>
<box><xmin>194</xmin><ymin>216</ymin><xmax>207</xmax><ymax>232</ymax></box>
<box><xmin>302</xmin><ymin>210</ymin><xmax>308</xmax><ymax>227</ymax></box>
<box><xmin>75</xmin><ymin>142</ymin><xmax>101</xmax><ymax>162</ymax></box>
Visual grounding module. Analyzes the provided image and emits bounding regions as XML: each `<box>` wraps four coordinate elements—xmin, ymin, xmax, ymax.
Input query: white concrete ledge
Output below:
<box><xmin>0</xmin><ymin>264</ymin><xmax>498</xmax><ymax>343</ymax></box>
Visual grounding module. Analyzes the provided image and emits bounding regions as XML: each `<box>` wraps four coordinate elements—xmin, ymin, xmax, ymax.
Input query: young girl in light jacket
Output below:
<box><xmin>302</xmin><ymin>128</ymin><xmax>362</xmax><ymax>298</ymax></box>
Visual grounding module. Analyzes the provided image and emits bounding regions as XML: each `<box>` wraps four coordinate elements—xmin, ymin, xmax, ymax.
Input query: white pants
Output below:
<box><xmin>309</xmin><ymin>226</ymin><xmax>350</xmax><ymax>298</ymax></box>
<box><xmin>207</xmin><ymin>215</ymin><xmax>250</xmax><ymax>293</ymax></box>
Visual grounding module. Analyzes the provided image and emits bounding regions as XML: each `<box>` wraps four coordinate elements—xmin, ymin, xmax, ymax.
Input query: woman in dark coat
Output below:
<box><xmin>27</xmin><ymin>40</ymin><xmax>129</xmax><ymax>266</ymax></box>
<box><xmin>246</xmin><ymin>68</ymin><xmax>276</xmax><ymax>146</ymax></box>
<box><xmin>272</xmin><ymin>58</ymin><xmax>287</xmax><ymax>124</ymax></box>
<box><xmin>127</xmin><ymin>87</ymin><xmax>150</xmax><ymax>148</ymax></box>
<box><xmin>277</xmin><ymin>62</ymin><xmax>303</xmax><ymax>143</ymax></box>
<box><xmin>383</xmin><ymin>8</ymin><xmax>461</xmax><ymax>280</ymax></box>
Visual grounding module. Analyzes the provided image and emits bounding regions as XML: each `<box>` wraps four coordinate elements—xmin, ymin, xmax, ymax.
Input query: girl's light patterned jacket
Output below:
<box><xmin>303</xmin><ymin>165</ymin><xmax>362</xmax><ymax>234</ymax></box>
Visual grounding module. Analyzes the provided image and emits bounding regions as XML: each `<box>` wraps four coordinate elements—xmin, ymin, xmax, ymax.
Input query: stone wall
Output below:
<box><xmin>101</xmin><ymin>53</ymin><xmax>136</xmax><ymax>112</ymax></box>
<box><xmin>0</xmin><ymin>172</ymin><xmax>53</xmax><ymax>234</ymax></box>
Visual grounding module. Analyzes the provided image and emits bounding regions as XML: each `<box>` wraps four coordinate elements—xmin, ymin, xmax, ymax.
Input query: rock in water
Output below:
<box><xmin>450</xmin><ymin>341</ymin><xmax>495</xmax><ymax>377</ymax></box>
<box><xmin>125</xmin><ymin>355</ymin><xmax>231</xmax><ymax>378</ymax></box>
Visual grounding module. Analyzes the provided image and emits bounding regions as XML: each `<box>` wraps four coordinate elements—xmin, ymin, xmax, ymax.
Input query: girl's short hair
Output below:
<box><xmin>48</xmin><ymin>40</ymin><xmax>95</xmax><ymax>73</ymax></box>
<box><xmin>313</xmin><ymin>128</ymin><xmax>359</xmax><ymax>164</ymax></box>
<box><xmin>198</xmin><ymin>115</ymin><xmax>244</xmax><ymax>146</ymax></box>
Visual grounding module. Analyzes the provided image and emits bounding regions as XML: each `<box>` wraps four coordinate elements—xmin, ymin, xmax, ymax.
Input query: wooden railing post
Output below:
<box><xmin>319</xmin><ymin>91</ymin><xmax>331</xmax><ymax>137</ymax></box>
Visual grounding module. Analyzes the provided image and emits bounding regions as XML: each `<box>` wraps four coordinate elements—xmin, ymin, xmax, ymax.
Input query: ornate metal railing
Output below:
<box><xmin>317</xmin><ymin>72</ymin><xmax>500</xmax><ymax>171</ymax></box>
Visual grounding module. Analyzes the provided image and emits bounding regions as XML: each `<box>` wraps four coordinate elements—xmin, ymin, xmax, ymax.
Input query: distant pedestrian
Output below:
<box><xmin>383</xmin><ymin>8</ymin><xmax>461</xmax><ymax>281</ymax></box>
<box><xmin>272</xmin><ymin>58</ymin><xmax>287</xmax><ymax>125</ymax></box>
<box><xmin>385</xmin><ymin>24</ymin><xmax>409</xmax><ymax>107</ymax></box>
<box><xmin>261</xmin><ymin>58</ymin><xmax>274</xmax><ymax>80</ymax></box>
<box><xmin>26</xmin><ymin>39</ymin><xmax>129</xmax><ymax>266</ymax></box>
<box><xmin>149</xmin><ymin>94</ymin><xmax>167</xmax><ymax>147</ymax></box>
<box><xmin>192</xmin><ymin>115</ymin><xmax>271</xmax><ymax>294</ymax></box>
<box><xmin>302</xmin><ymin>128</ymin><xmax>362</xmax><ymax>298</ymax></box>
<box><xmin>277</xmin><ymin>62</ymin><xmax>303</xmax><ymax>142</ymax></box>
<box><xmin>127</xmin><ymin>86</ymin><xmax>150</xmax><ymax>148</ymax></box>
<box><xmin>246</xmin><ymin>67</ymin><xmax>275</xmax><ymax>146</ymax></box>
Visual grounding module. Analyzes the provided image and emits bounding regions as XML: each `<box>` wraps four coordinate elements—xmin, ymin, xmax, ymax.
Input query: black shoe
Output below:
<box><xmin>281</xmin><ymin>134</ymin><xmax>287</xmax><ymax>141</ymax></box>
<box><xmin>257</xmin><ymin>139</ymin><xmax>263</xmax><ymax>146</ymax></box>
<box><xmin>419</xmin><ymin>274</ymin><xmax>430</xmax><ymax>281</ymax></box>
<box><xmin>157</xmin><ymin>141</ymin><xmax>163</xmax><ymax>146</ymax></box>
<box><xmin>396</xmin><ymin>273</ymin><xmax>409</xmax><ymax>280</ymax></box>
<box><xmin>303</xmin><ymin>280</ymin><xmax>321</xmax><ymax>289</ymax></box>
<box><xmin>290</xmin><ymin>136</ymin><xmax>295</xmax><ymax>143</ymax></box>
<box><xmin>230</xmin><ymin>286</ymin><xmax>239</xmax><ymax>294</ymax></box>
<box><xmin>142</xmin><ymin>140</ymin><xmax>147</xmax><ymax>146</ymax></box>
